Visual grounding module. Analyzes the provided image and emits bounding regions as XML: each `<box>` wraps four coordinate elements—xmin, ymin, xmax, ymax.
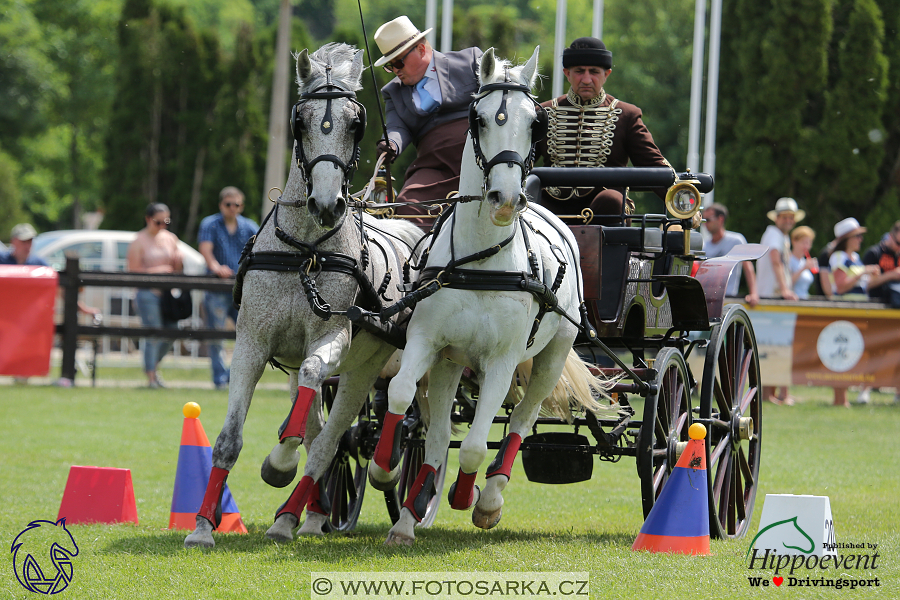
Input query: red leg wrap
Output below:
<box><xmin>485</xmin><ymin>433</ymin><xmax>522</xmax><ymax>479</ymax></box>
<box><xmin>449</xmin><ymin>469</ymin><xmax>479</xmax><ymax>510</ymax></box>
<box><xmin>306</xmin><ymin>481</ymin><xmax>329</xmax><ymax>516</ymax></box>
<box><xmin>402</xmin><ymin>464</ymin><xmax>437</xmax><ymax>522</ymax></box>
<box><xmin>198</xmin><ymin>467</ymin><xmax>229</xmax><ymax>527</ymax></box>
<box><xmin>280</xmin><ymin>386</ymin><xmax>316</xmax><ymax>441</ymax></box>
<box><xmin>373</xmin><ymin>411</ymin><xmax>404</xmax><ymax>472</ymax></box>
<box><xmin>276</xmin><ymin>475</ymin><xmax>315</xmax><ymax>520</ymax></box>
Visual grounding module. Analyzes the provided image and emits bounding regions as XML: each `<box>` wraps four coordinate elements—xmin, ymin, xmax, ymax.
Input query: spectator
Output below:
<box><xmin>374</xmin><ymin>16</ymin><xmax>482</xmax><ymax>224</ymax></box>
<box><xmin>788</xmin><ymin>226</ymin><xmax>818</xmax><ymax>300</ymax></box>
<box><xmin>757</xmin><ymin>198</ymin><xmax>801</xmax><ymax>301</ymax></box>
<box><xmin>197</xmin><ymin>187</ymin><xmax>258</xmax><ymax>390</ymax></box>
<box><xmin>537</xmin><ymin>37</ymin><xmax>672</xmax><ymax>223</ymax></box>
<box><xmin>701</xmin><ymin>203</ymin><xmax>759</xmax><ymax>306</ymax></box>
<box><xmin>812</xmin><ymin>240</ymin><xmax>836</xmax><ymax>298</ymax></box>
<box><xmin>861</xmin><ymin>221</ymin><xmax>900</xmax><ymax>306</ymax></box>
<box><xmin>126</xmin><ymin>203</ymin><xmax>184</xmax><ymax>389</ymax></box>
<box><xmin>828</xmin><ymin>218</ymin><xmax>879</xmax><ymax>301</ymax></box>
<box><xmin>1</xmin><ymin>224</ymin><xmax>48</xmax><ymax>266</ymax></box>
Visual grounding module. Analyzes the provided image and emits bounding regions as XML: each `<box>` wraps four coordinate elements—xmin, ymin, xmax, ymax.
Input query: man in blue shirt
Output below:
<box><xmin>1</xmin><ymin>224</ymin><xmax>49</xmax><ymax>266</ymax></box>
<box><xmin>197</xmin><ymin>187</ymin><xmax>258</xmax><ymax>389</ymax></box>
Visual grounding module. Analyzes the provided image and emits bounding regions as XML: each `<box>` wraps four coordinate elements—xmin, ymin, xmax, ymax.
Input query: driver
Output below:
<box><xmin>537</xmin><ymin>37</ymin><xmax>672</xmax><ymax>224</ymax></box>
<box><xmin>374</xmin><ymin>16</ymin><xmax>482</xmax><ymax>224</ymax></box>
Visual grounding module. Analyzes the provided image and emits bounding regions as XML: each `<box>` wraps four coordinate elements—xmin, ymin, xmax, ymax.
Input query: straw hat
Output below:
<box><xmin>766</xmin><ymin>197</ymin><xmax>805</xmax><ymax>222</ymax></box>
<box><xmin>373</xmin><ymin>16</ymin><xmax>432</xmax><ymax>67</ymax></box>
<box><xmin>832</xmin><ymin>217</ymin><xmax>866</xmax><ymax>244</ymax></box>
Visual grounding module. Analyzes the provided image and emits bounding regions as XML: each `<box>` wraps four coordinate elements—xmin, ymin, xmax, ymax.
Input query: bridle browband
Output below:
<box><xmin>468</xmin><ymin>68</ymin><xmax>548</xmax><ymax>193</ymax></box>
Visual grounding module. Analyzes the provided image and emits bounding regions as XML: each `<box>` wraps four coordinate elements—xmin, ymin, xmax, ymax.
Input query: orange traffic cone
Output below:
<box><xmin>169</xmin><ymin>402</ymin><xmax>247</xmax><ymax>533</ymax></box>
<box><xmin>632</xmin><ymin>423</ymin><xmax>710</xmax><ymax>555</ymax></box>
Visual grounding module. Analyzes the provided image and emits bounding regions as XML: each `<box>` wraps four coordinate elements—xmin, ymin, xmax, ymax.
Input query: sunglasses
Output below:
<box><xmin>382</xmin><ymin>46</ymin><xmax>417</xmax><ymax>73</ymax></box>
<box><xmin>223</xmin><ymin>202</ymin><xmax>243</xmax><ymax>208</ymax></box>
<box><xmin>152</xmin><ymin>218</ymin><xmax>171</xmax><ymax>227</ymax></box>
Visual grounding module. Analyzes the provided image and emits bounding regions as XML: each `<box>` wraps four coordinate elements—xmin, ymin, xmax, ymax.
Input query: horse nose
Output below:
<box><xmin>307</xmin><ymin>194</ymin><xmax>346</xmax><ymax>229</ymax></box>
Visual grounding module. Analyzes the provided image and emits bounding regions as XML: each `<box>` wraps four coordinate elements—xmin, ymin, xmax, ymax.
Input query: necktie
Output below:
<box><xmin>416</xmin><ymin>77</ymin><xmax>439</xmax><ymax>114</ymax></box>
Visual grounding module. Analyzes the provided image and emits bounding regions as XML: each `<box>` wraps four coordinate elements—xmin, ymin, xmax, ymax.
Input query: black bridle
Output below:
<box><xmin>290</xmin><ymin>65</ymin><xmax>367</xmax><ymax>202</ymax></box>
<box><xmin>467</xmin><ymin>69</ymin><xmax>548</xmax><ymax>193</ymax></box>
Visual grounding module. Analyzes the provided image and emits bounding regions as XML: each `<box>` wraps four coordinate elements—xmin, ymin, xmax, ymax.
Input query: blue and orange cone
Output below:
<box><xmin>632</xmin><ymin>422</ymin><xmax>710</xmax><ymax>555</ymax></box>
<box><xmin>169</xmin><ymin>402</ymin><xmax>247</xmax><ymax>533</ymax></box>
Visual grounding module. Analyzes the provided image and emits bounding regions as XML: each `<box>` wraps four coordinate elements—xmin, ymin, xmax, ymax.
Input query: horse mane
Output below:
<box><xmin>295</xmin><ymin>42</ymin><xmax>363</xmax><ymax>93</ymax></box>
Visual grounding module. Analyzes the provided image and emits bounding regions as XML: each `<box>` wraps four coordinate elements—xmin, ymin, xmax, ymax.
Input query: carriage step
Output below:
<box><xmin>521</xmin><ymin>432</ymin><xmax>593</xmax><ymax>484</ymax></box>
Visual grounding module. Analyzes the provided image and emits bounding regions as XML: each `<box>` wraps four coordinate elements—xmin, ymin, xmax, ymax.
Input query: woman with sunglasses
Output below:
<box><xmin>127</xmin><ymin>202</ymin><xmax>185</xmax><ymax>388</ymax></box>
<box><xmin>373</xmin><ymin>16</ymin><xmax>482</xmax><ymax>224</ymax></box>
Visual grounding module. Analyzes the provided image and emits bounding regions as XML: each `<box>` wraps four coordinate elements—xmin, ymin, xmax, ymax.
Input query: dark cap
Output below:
<box><xmin>562</xmin><ymin>37</ymin><xmax>612</xmax><ymax>69</ymax></box>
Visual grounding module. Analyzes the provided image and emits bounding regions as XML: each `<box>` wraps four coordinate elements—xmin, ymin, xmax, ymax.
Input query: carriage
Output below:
<box><xmin>185</xmin><ymin>43</ymin><xmax>763</xmax><ymax>549</ymax></box>
<box><xmin>316</xmin><ymin>163</ymin><xmax>764</xmax><ymax>542</ymax></box>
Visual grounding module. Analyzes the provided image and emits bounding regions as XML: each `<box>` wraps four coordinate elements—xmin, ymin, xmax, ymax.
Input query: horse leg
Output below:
<box><xmin>368</xmin><ymin>338</ymin><xmax>438</xmax><ymax>489</ymax></box>
<box><xmin>185</xmin><ymin>339</ymin><xmax>268</xmax><ymax>549</ymax></box>
<box><xmin>474</xmin><ymin>340</ymin><xmax>570</xmax><ymax>529</ymax></box>
<box><xmin>267</xmin><ymin>340</ymin><xmax>393</xmax><ymax>541</ymax></box>
<box><xmin>262</xmin><ymin>330</ymin><xmax>349</xmax><ymax>487</ymax></box>
<box><xmin>385</xmin><ymin>360</ymin><xmax>462</xmax><ymax>546</ymax></box>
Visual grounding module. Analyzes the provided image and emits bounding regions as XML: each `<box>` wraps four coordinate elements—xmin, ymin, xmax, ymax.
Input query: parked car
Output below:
<box><xmin>31</xmin><ymin>230</ymin><xmax>207</xmax><ymax>330</ymax></box>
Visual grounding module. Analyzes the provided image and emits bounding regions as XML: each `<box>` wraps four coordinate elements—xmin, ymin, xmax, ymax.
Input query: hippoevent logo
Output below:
<box><xmin>10</xmin><ymin>518</ymin><xmax>79</xmax><ymax>594</ymax></box>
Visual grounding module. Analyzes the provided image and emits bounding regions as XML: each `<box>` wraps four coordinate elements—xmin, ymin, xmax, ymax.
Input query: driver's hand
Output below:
<box><xmin>377</xmin><ymin>139</ymin><xmax>398</xmax><ymax>163</ymax></box>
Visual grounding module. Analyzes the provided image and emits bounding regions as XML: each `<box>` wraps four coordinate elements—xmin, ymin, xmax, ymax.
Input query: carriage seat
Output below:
<box><xmin>602</xmin><ymin>227</ymin><xmax>704</xmax><ymax>254</ymax></box>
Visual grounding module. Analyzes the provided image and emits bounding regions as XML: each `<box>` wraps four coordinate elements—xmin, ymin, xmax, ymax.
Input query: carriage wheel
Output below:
<box><xmin>383</xmin><ymin>407</ymin><xmax>447</xmax><ymax>528</ymax></box>
<box><xmin>637</xmin><ymin>347</ymin><xmax>693</xmax><ymax>518</ymax></box>
<box><xmin>700</xmin><ymin>304</ymin><xmax>762</xmax><ymax>540</ymax></box>
<box><xmin>318</xmin><ymin>383</ymin><xmax>367</xmax><ymax>532</ymax></box>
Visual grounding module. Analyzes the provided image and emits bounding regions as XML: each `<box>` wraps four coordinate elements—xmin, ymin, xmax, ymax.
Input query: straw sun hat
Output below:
<box><xmin>373</xmin><ymin>16</ymin><xmax>432</xmax><ymax>68</ymax></box>
<box><xmin>766</xmin><ymin>197</ymin><xmax>806</xmax><ymax>222</ymax></box>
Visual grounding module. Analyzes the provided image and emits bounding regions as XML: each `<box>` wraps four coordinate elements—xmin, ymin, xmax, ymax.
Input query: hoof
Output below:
<box><xmin>184</xmin><ymin>518</ymin><xmax>215</xmax><ymax>549</ymax></box>
<box><xmin>368</xmin><ymin>465</ymin><xmax>400</xmax><ymax>491</ymax></box>
<box><xmin>298</xmin><ymin>513</ymin><xmax>327</xmax><ymax>536</ymax></box>
<box><xmin>384</xmin><ymin>531</ymin><xmax>415</xmax><ymax>546</ymax></box>
<box><xmin>472</xmin><ymin>506</ymin><xmax>502</xmax><ymax>530</ymax></box>
<box><xmin>266</xmin><ymin>514</ymin><xmax>299</xmax><ymax>542</ymax></box>
<box><xmin>261</xmin><ymin>456</ymin><xmax>297</xmax><ymax>488</ymax></box>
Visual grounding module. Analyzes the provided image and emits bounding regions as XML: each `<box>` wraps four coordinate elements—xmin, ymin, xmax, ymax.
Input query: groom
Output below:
<box><xmin>374</xmin><ymin>16</ymin><xmax>482</xmax><ymax>223</ymax></box>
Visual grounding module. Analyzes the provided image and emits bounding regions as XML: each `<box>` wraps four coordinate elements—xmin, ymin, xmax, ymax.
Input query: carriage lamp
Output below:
<box><xmin>665</xmin><ymin>181</ymin><xmax>702</xmax><ymax>220</ymax></box>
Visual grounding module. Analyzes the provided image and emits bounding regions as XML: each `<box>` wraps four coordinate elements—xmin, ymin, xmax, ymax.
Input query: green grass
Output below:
<box><xmin>1</xmin><ymin>383</ymin><xmax>897</xmax><ymax>599</ymax></box>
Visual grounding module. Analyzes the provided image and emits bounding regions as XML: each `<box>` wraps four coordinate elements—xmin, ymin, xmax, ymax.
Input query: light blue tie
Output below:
<box><xmin>416</xmin><ymin>78</ymin><xmax>439</xmax><ymax>114</ymax></box>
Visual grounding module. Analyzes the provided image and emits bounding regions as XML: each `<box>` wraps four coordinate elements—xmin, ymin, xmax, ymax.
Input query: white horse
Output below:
<box><xmin>368</xmin><ymin>46</ymin><xmax>614</xmax><ymax>545</ymax></box>
<box><xmin>185</xmin><ymin>43</ymin><xmax>424</xmax><ymax>548</ymax></box>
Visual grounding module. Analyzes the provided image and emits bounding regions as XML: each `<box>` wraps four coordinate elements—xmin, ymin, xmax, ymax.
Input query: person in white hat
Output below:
<box><xmin>1</xmin><ymin>223</ymin><xmax>49</xmax><ymax>266</ymax></box>
<box><xmin>828</xmin><ymin>217</ymin><xmax>880</xmax><ymax>299</ymax></box>
<box><xmin>374</xmin><ymin>16</ymin><xmax>482</xmax><ymax>223</ymax></box>
<box><xmin>756</xmin><ymin>197</ymin><xmax>802</xmax><ymax>301</ymax></box>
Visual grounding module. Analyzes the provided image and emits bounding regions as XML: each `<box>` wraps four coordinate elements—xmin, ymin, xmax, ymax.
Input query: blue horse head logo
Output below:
<box><xmin>11</xmin><ymin>518</ymin><xmax>80</xmax><ymax>594</ymax></box>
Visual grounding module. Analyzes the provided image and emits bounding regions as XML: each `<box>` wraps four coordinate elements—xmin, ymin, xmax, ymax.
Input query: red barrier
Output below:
<box><xmin>0</xmin><ymin>265</ymin><xmax>58</xmax><ymax>377</ymax></box>
<box><xmin>57</xmin><ymin>466</ymin><xmax>139</xmax><ymax>525</ymax></box>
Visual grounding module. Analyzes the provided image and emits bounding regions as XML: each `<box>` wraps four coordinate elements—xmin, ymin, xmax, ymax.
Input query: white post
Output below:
<box><xmin>553</xmin><ymin>0</ymin><xmax>568</xmax><ymax>99</ymax></box>
<box><xmin>686</xmin><ymin>0</ymin><xmax>706</xmax><ymax>173</ymax></box>
<box><xmin>441</xmin><ymin>0</ymin><xmax>454</xmax><ymax>52</ymax></box>
<box><xmin>703</xmin><ymin>0</ymin><xmax>723</xmax><ymax>202</ymax></box>
<box><xmin>425</xmin><ymin>0</ymin><xmax>437</xmax><ymax>48</ymax></box>
<box><xmin>262</xmin><ymin>0</ymin><xmax>292</xmax><ymax>220</ymax></box>
<box><xmin>592</xmin><ymin>0</ymin><xmax>603</xmax><ymax>40</ymax></box>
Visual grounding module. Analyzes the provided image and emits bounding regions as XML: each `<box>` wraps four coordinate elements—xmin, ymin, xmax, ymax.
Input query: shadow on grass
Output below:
<box><xmin>102</xmin><ymin>522</ymin><xmax>636</xmax><ymax>560</ymax></box>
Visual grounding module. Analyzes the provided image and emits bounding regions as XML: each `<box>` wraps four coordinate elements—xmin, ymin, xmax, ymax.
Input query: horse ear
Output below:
<box><xmin>296</xmin><ymin>49</ymin><xmax>312</xmax><ymax>85</ymax></box>
<box><xmin>479</xmin><ymin>47</ymin><xmax>497</xmax><ymax>84</ymax></box>
<box><xmin>520</xmin><ymin>46</ymin><xmax>540</xmax><ymax>89</ymax></box>
<box><xmin>350</xmin><ymin>49</ymin><xmax>365</xmax><ymax>87</ymax></box>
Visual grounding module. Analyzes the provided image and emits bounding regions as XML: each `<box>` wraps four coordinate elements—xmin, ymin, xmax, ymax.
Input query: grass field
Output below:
<box><xmin>1</xmin><ymin>380</ymin><xmax>897</xmax><ymax>599</ymax></box>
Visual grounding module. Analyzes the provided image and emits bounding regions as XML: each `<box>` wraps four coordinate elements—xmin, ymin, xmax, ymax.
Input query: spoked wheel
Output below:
<box><xmin>637</xmin><ymin>347</ymin><xmax>693</xmax><ymax>518</ymax></box>
<box><xmin>318</xmin><ymin>383</ymin><xmax>367</xmax><ymax>532</ymax></box>
<box><xmin>383</xmin><ymin>403</ymin><xmax>447</xmax><ymax>528</ymax></box>
<box><xmin>700</xmin><ymin>304</ymin><xmax>762</xmax><ymax>540</ymax></box>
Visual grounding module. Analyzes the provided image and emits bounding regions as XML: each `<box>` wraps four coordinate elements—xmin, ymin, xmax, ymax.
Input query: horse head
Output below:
<box><xmin>289</xmin><ymin>43</ymin><xmax>366</xmax><ymax>229</ymax></box>
<box><xmin>470</xmin><ymin>46</ymin><xmax>543</xmax><ymax>227</ymax></box>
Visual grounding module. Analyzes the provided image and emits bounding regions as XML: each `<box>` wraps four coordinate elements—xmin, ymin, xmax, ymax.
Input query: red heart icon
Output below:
<box><xmin>773</xmin><ymin>577</ymin><xmax>784</xmax><ymax>586</ymax></box>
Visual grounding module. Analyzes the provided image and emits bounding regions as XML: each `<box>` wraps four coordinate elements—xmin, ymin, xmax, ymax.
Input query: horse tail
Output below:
<box><xmin>510</xmin><ymin>350</ymin><xmax>621</xmax><ymax>422</ymax></box>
